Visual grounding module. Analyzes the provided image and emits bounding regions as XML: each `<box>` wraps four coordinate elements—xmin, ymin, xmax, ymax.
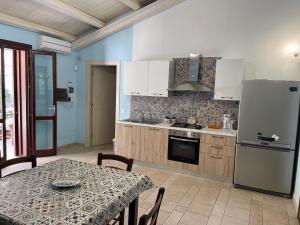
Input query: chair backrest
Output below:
<box><xmin>0</xmin><ymin>155</ymin><xmax>37</xmax><ymax>178</ymax></box>
<box><xmin>138</xmin><ymin>188</ymin><xmax>165</xmax><ymax>225</ymax></box>
<box><xmin>97</xmin><ymin>153</ymin><xmax>134</xmax><ymax>172</ymax></box>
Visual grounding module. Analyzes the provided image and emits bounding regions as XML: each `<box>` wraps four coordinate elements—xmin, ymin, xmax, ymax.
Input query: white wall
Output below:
<box><xmin>133</xmin><ymin>0</ymin><xmax>300</xmax><ymax>80</ymax></box>
<box><xmin>133</xmin><ymin>0</ymin><xmax>300</xmax><ymax>209</ymax></box>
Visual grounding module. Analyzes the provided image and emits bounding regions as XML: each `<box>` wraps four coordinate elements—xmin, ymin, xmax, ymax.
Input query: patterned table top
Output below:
<box><xmin>0</xmin><ymin>158</ymin><xmax>154</xmax><ymax>225</ymax></box>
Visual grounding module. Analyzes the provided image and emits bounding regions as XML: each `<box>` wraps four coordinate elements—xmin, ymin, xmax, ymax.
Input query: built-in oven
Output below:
<box><xmin>168</xmin><ymin>129</ymin><xmax>200</xmax><ymax>165</ymax></box>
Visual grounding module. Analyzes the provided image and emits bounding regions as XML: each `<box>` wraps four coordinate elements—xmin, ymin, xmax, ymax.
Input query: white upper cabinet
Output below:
<box><xmin>214</xmin><ymin>59</ymin><xmax>245</xmax><ymax>101</ymax></box>
<box><xmin>123</xmin><ymin>60</ymin><xmax>173</xmax><ymax>97</ymax></box>
<box><xmin>148</xmin><ymin>61</ymin><xmax>174</xmax><ymax>97</ymax></box>
<box><xmin>123</xmin><ymin>61</ymin><xmax>148</xmax><ymax>96</ymax></box>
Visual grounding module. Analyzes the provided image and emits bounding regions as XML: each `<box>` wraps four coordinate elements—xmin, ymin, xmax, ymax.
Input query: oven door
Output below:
<box><xmin>168</xmin><ymin>135</ymin><xmax>200</xmax><ymax>165</ymax></box>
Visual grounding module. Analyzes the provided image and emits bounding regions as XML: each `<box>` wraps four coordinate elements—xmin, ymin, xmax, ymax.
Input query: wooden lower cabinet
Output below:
<box><xmin>115</xmin><ymin>123</ymin><xmax>140</xmax><ymax>158</ymax></box>
<box><xmin>200</xmin><ymin>153</ymin><xmax>234</xmax><ymax>179</ymax></box>
<box><xmin>200</xmin><ymin>134</ymin><xmax>236</xmax><ymax>180</ymax></box>
<box><xmin>115</xmin><ymin>123</ymin><xmax>237</xmax><ymax>180</ymax></box>
<box><xmin>140</xmin><ymin>127</ymin><xmax>168</xmax><ymax>165</ymax></box>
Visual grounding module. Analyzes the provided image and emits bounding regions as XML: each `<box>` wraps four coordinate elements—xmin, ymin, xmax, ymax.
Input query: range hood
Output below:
<box><xmin>169</xmin><ymin>56</ymin><xmax>213</xmax><ymax>92</ymax></box>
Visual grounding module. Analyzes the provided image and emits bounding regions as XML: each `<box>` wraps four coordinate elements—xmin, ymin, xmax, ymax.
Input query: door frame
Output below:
<box><xmin>0</xmin><ymin>39</ymin><xmax>32</xmax><ymax>162</ymax></box>
<box><xmin>297</xmin><ymin>198</ymin><xmax>300</xmax><ymax>222</ymax></box>
<box><xmin>85</xmin><ymin>61</ymin><xmax>120</xmax><ymax>147</ymax></box>
<box><xmin>30</xmin><ymin>50</ymin><xmax>57</xmax><ymax>157</ymax></box>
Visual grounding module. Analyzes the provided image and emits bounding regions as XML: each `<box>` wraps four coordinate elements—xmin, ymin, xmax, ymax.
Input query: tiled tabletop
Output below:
<box><xmin>0</xmin><ymin>158</ymin><xmax>154</xmax><ymax>225</ymax></box>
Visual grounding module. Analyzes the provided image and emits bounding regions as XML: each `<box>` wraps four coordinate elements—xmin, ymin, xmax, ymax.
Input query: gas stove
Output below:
<box><xmin>171</xmin><ymin>123</ymin><xmax>203</xmax><ymax>130</ymax></box>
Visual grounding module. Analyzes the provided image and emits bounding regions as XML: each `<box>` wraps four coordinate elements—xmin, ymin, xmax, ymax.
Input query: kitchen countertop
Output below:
<box><xmin>117</xmin><ymin>120</ymin><xmax>237</xmax><ymax>137</ymax></box>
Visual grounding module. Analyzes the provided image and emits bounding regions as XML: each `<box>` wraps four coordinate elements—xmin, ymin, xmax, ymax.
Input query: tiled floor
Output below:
<box><xmin>3</xmin><ymin>144</ymin><xmax>299</xmax><ymax>225</ymax></box>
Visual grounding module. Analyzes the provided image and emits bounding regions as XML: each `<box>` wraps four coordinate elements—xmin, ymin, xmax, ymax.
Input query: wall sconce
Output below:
<box><xmin>287</xmin><ymin>44</ymin><xmax>300</xmax><ymax>60</ymax></box>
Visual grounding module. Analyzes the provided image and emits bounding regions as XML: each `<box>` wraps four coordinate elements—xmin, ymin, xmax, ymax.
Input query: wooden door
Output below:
<box><xmin>115</xmin><ymin>123</ymin><xmax>140</xmax><ymax>158</ymax></box>
<box><xmin>91</xmin><ymin>66</ymin><xmax>116</xmax><ymax>146</ymax></box>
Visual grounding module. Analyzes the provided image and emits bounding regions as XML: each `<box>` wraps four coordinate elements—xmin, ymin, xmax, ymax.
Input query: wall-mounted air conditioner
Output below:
<box><xmin>38</xmin><ymin>35</ymin><xmax>71</xmax><ymax>54</ymax></box>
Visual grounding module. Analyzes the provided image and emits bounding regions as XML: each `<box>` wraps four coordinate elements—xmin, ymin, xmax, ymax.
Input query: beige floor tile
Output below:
<box><xmin>174</xmin><ymin>206</ymin><xmax>187</xmax><ymax>213</ymax></box>
<box><xmin>224</xmin><ymin>206</ymin><xmax>250</xmax><ymax>221</ymax></box>
<box><xmin>286</xmin><ymin>202</ymin><xmax>297</xmax><ymax>217</ymax></box>
<box><xmin>164</xmin><ymin>211</ymin><xmax>184</xmax><ymax>225</ymax></box>
<box><xmin>207</xmin><ymin>215</ymin><xmax>223</xmax><ymax>225</ymax></box>
<box><xmin>178</xmin><ymin>196</ymin><xmax>194</xmax><ymax>208</ymax></box>
<box><xmin>221</xmin><ymin>216</ymin><xmax>249</xmax><ymax>225</ymax></box>
<box><xmin>157</xmin><ymin>210</ymin><xmax>171</xmax><ymax>225</ymax></box>
<box><xmin>230</xmin><ymin>189</ymin><xmax>252</xmax><ymax>201</ymax></box>
<box><xmin>263</xmin><ymin>206</ymin><xmax>289</xmax><ymax>225</ymax></box>
<box><xmin>217</xmin><ymin>188</ymin><xmax>230</xmax><ymax>202</ymax></box>
<box><xmin>250</xmin><ymin>200</ymin><xmax>263</xmax><ymax>216</ymax></box>
<box><xmin>211</xmin><ymin>201</ymin><xmax>227</xmax><ymax>217</ymax></box>
<box><xmin>263</xmin><ymin>218</ymin><xmax>289</xmax><ymax>225</ymax></box>
<box><xmin>164</xmin><ymin>190</ymin><xmax>185</xmax><ymax>203</ymax></box>
<box><xmin>160</xmin><ymin>199</ymin><xmax>178</xmax><ymax>212</ymax></box>
<box><xmin>289</xmin><ymin>217</ymin><xmax>300</xmax><ymax>225</ymax></box>
<box><xmin>179</xmin><ymin>211</ymin><xmax>209</xmax><ymax>225</ymax></box>
<box><xmin>188</xmin><ymin>200</ymin><xmax>214</xmax><ymax>217</ymax></box>
<box><xmin>249</xmin><ymin>213</ymin><xmax>262</xmax><ymax>225</ymax></box>
<box><xmin>228</xmin><ymin>197</ymin><xmax>251</xmax><ymax>210</ymax></box>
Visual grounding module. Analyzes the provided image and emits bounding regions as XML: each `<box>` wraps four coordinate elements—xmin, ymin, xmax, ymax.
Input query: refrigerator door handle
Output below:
<box><xmin>239</xmin><ymin>143</ymin><xmax>293</xmax><ymax>152</ymax></box>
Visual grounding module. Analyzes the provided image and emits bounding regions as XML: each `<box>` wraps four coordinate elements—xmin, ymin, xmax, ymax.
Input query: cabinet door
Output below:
<box><xmin>123</xmin><ymin>61</ymin><xmax>148</xmax><ymax>96</ymax></box>
<box><xmin>214</xmin><ymin>59</ymin><xmax>244</xmax><ymax>101</ymax></box>
<box><xmin>148</xmin><ymin>61</ymin><xmax>172</xmax><ymax>97</ymax></box>
<box><xmin>140</xmin><ymin>127</ymin><xmax>168</xmax><ymax>165</ymax></box>
<box><xmin>115</xmin><ymin>123</ymin><xmax>140</xmax><ymax>158</ymax></box>
<box><xmin>200</xmin><ymin>153</ymin><xmax>234</xmax><ymax>179</ymax></box>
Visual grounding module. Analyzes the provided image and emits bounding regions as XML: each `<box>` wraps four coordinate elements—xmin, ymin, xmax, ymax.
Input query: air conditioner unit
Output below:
<box><xmin>38</xmin><ymin>35</ymin><xmax>72</xmax><ymax>54</ymax></box>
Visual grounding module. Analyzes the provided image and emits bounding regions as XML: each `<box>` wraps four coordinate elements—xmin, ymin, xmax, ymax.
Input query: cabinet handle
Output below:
<box><xmin>210</xmin><ymin>156</ymin><xmax>224</xmax><ymax>160</ymax></box>
<box><xmin>125</xmin><ymin>125</ymin><xmax>133</xmax><ymax>128</ymax></box>
<box><xmin>211</xmin><ymin>136</ymin><xmax>224</xmax><ymax>139</ymax></box>
<box><xmin>153</xmin><ymin>93</ymin><xmax>163</xmax><ymax>96</ymax></box>
<box><xmin>211</xmin><ymin>145</ymin><xmax>223</xmax><ymax>150</ymax></box>
<box><xmin>136</xmin><ymin>92</ymin><xmax>140</xmax><ymax>95</ymax></box>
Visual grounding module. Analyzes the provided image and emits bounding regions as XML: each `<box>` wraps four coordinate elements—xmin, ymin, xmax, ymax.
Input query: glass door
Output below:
<box><xmin>0</xmin><ymin>39</ymin><xmax>31</xmax><ymax>161</ymax></box>
<box><xmin>31</xmin><ymin>51</ymin><xmax>57</xmax><ymax>157</ymax></box>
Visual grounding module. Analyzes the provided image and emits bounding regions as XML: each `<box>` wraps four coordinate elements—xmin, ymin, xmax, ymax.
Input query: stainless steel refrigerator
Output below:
<box><xmin>234</xmin><ymin>79</ymin><xmax>300</xmax><ymax>196</ymax></box>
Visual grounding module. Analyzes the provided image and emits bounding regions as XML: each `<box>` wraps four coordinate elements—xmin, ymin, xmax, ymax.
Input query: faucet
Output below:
<box><xmin>133</xmin><ymin>109</ymin><xmax>145</xmax><ymax>122</ymax></box>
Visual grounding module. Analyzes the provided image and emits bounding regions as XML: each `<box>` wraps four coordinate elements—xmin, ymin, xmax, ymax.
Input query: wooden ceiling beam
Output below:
<box><xmin>72</xmin><ymin>0</ymin><xmax>185</xmax><ymax>49</ymax></box>
<box><xmin>118</xmin><ymin>0</ymin><xmax>142</xmax><ymax>10</ymax></box>
<box><xmin>0</xmin><ymin>12</ymin><xmax>76</xmax><ymax>41</ymax></box>
<box><xmin>31</xmin><ymin>0</ymin><xmax>105</xmax><ymax>28</ymax></box>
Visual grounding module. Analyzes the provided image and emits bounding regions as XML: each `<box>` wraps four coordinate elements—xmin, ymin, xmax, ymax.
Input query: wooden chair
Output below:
<box><xmin>97</xmin><ymin>153</ymin><xmax>134</xmax><ymax>172</ymax></box>
<box><xmin>138</xmin><ymin>188</ymin><xmax>165</xmax><ymax>225</ymax></box>
<box><xmin>0</xmin><ymin>155</ymin><xmax>37</xmax><ymax>178</ymax></box>
<box><xmin>97</xmin><ymin>153</ymin><xmax>134</xmax><ymax>225</ymax></box>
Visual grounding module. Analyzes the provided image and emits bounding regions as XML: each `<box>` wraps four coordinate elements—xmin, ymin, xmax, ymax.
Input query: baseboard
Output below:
<box><xmin>58</xmin><ymin>142</ymin><xmax>84</xmax><ymax>149</ymax></box>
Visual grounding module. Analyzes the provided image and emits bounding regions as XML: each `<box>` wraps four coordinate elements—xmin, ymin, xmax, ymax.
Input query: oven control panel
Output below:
<box><xmin>169</xmin><ymin>129</ymin><xmax>201</xmax><ymax>139</ymax></box>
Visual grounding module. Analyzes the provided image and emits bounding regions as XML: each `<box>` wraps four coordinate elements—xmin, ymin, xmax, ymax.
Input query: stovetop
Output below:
<box><xmin>171</xmin><ymin>123</ymin><xmax>203</xmax><ymax>130</ymax></box>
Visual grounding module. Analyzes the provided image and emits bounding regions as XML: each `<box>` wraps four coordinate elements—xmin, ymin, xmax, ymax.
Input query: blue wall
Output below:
<box><xmin>0</xmin><ymin>23</ymin><xmax>77</xmax><ymax>146</ymax></box>
<box><xmin>75</xmin><ymin>27</ymin><xmax>133</xmax><ymax>143</ymax></box>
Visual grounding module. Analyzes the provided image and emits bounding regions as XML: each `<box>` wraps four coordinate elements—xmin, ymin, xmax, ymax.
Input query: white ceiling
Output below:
<box><xmin>0</xmin><ymin>0</ymin><xmax>156</xmax><ymax>38</ymax></box>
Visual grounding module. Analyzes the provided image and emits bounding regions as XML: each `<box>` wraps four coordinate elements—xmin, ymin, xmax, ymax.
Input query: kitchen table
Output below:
<box><xmin>0</xmin><ymin>158</ymin><xmax>154</xmax><ymax>225</ymax></box>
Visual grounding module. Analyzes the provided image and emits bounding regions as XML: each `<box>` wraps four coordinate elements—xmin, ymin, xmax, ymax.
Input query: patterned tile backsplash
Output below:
<box><xmin>130</xmin><ymin>57</ymin><xmax>239</xmax><ymax>126</ymax></box>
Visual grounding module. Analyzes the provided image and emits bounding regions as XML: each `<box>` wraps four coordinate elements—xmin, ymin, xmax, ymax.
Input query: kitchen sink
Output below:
<box><xmin>121</xmin><ymin>119</ymin><xmax>161</xmax><ymax>125</ymax></box>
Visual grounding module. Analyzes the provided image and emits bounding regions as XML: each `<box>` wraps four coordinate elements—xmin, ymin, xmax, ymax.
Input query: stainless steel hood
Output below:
<box><xmin>169</xmin><ymin>55</ymin><xmax>212</xmax><ymax>92</ymax></box>
<box><xmin>168</xmin><ymin>81</ymin><xmax>212</xmax><ymax>92</ymax></box>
